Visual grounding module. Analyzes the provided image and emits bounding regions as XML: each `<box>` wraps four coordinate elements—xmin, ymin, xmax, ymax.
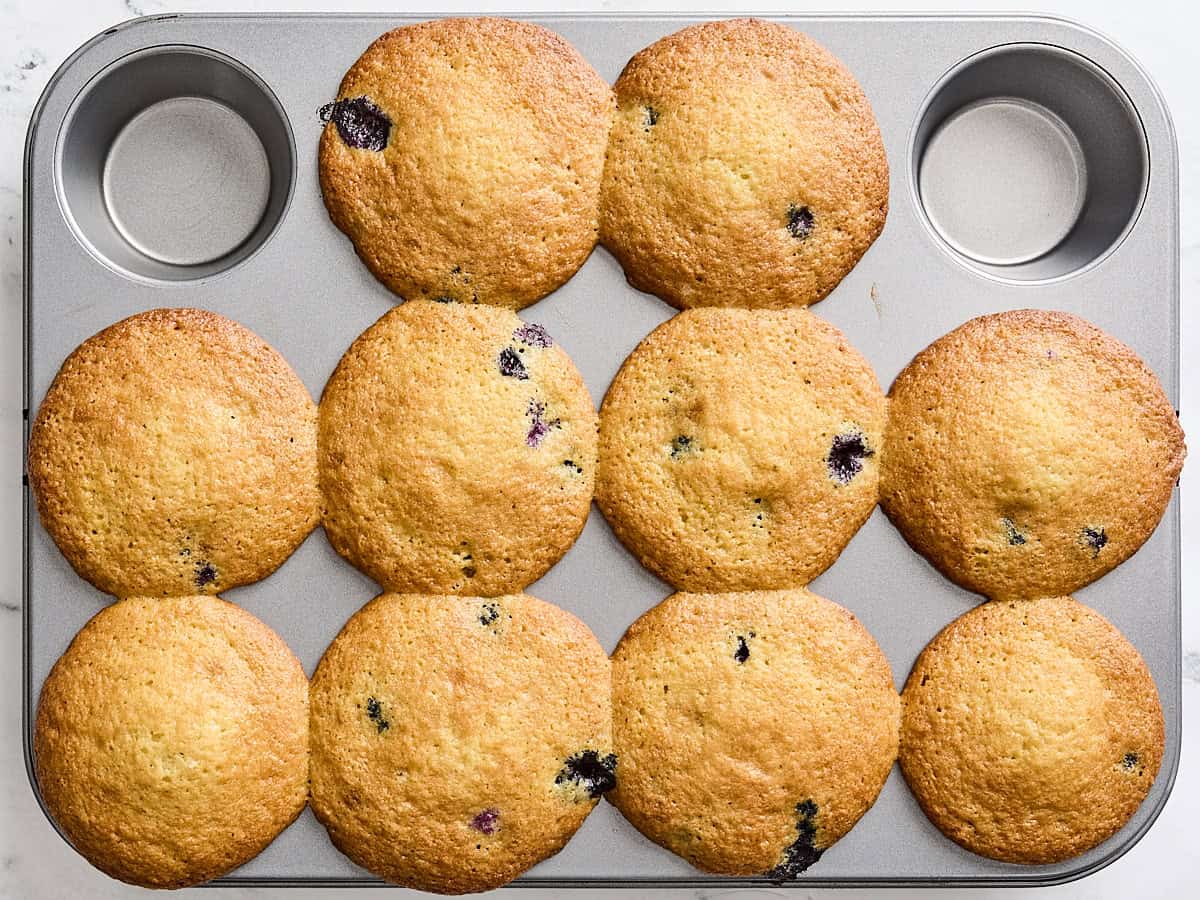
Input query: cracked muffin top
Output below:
<box><xmin>318</xmin><ymin>300</ymin><xmax>597</xmax><ymax>594</ymax></box>
<box><xmin>600</xmin><ymin>17</ymin><xmax>888</xmax><ymax>310</ymax></box>
<box><xmin>308</xmin><ymin>591</ymin><xmax>612</xmax><ymax>893</ymax></box>
<box><xmin>881</xmin><ymin>308</ymin><xmax>1185</xmax><ymax>601</ymax></box>
<box><xmin>596</xmin><ymin>307</ymin><xmax>884</xmax><ymax>591</ymax></box>
<box><xmin>319</xmin><ymin>17</ymin><xmax>613</xmax><ymax>310</ymax></box>
<box><xmin>34</xmin><ymin>595</ymin><xmax>309</xmax><ymax>888</ymax></box>
<box><xmin>27</xmin><ymin>308</ymin><xmax>320</xmax><ymax>598</ymax></box>
<box><xmin>899</xmin><ymin>596</ymin><xmax>1163</xmax><ymax>864</ymax></box>
<box><xmin>610</xmin><ymin>587</ymin><xmax>899</xmax><ymax>879</ymax></box>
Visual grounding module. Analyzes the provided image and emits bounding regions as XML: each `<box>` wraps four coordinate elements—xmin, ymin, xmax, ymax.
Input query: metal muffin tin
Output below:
<box><xmin>22</xmin><ymin>12</ymin><xmax>1180</xmax><ymax>889</ymax></box>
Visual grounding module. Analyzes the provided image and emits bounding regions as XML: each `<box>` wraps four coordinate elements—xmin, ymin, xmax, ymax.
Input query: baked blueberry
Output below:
<box><xmin>1081</xmin><ymin>526</ymin><xmax>1108</xmax><ymax>558</ymax></box>
<box><xmin>734</xmin><ymin>633</ymin><xmax>753</xmax><ymax>664</ymax></box>
<box><xmin>498</xmin><ymin>347</ymin><xmax>528</xmax><ymax>380</ymax></box>
<box><xmin>319</xmin><ymin>96</ymin><xmax>391</xmax><ymax>151</ymax></box>
<box><xmin>669</xmin><ymin>435</ymin><xmax>693</xmax><ymax>459</ymax></box>
<box><xmin>479</xmin><ymin>603</ymin><xmax>501</xmax><ymax>627</ymax></box>
<box><xmin>194</xmin><ymin>561</ymin><xmax>218</xmax><ymax>588</ymax></box>
<box><xmin>525</xmin><ymin>400</ymin><xmax>560</xmax><ymax>448</ymax></box>
<box><xmin>643</xmin><ymin>106</ymin><xmax>659</xmax><ymax>130</ymax></box>
<box><xmin>786</xmin><ymin>204</ymin><xmax>815</xmax><ymax>241</ymax></box>
<box><xmin>826</xmin><ymin>431</ymin><xmax>873</xmax><ymax>485</ymax></box>
<box><xmin>556</xmin><ymin>750</ymin><xmax>618</xmax><ymax>799</ymax></box>
<box><xmin>470</xmin><ymin>808</ymin><xmax>500</xmax><ymax>835</ymax></box>
<box><xmin>513</xmin><ymin>323</ymin><xmax>554</xmax><ymax>348</ymax></box>
<box><xmin>1002</xmin><ymin>518</ymin><xmax>1028</xmax><ymax>546</ymax></box>
<box><xmin>766</xmin><ymin>800</ymin><xmax>823</xmax><ymax>880</ymax></box>
<box><xmin>365</xmin><ymin>696</ymin><xmax>390</xmax><ymax>733</ymax></box>
<box><xmin>1121</xmin><ymin>752</ymin><xmax>1139</xmax><ymax>772</ymax></box>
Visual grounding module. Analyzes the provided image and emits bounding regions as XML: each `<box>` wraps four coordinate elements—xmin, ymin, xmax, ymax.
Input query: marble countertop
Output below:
<box><xmin>0</xmin><ymin>1</ymin><xmax>1194</xmax><ymax>897</ymax></box>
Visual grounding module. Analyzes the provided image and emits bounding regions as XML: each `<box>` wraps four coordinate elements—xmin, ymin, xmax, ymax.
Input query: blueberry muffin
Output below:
<box><xmin>900</xmin><ymin>596</ymin><xmax>1164</xmax><ymax>864</ymax></box>
<box><xmin>596</xmin><ymin>308</ymin><xmax>884</xmax><ymax>591</ymax></box>
<box><xmin>33</xmin><ymin>596</ymin><xmax>309</xmax><ymax>888</ymax></box>
<box><xmin>309</xmin><ymin>592</ymin><xmax>613</xmax><ymax>894</ymax></box>
<box><xmin>600</xmin><ymin>18</ymin><xmax>888</xmax><ymax>309</ymax></box>
<box><xmin>611</xmin><ymin>588</ymin><xmax>899</xmax><ymax>878</ymax></box>
<box><xmin>319</xmin><ymin>300</ymin><xmax>597</xmax><ymax>594</ymax></box>
<box><xmin>881</xmin><ymin>309</ymin><xmax>1185</xmax><ymax>601</ymax></box>
<box><xmin>27</xmin><ymin>308</ymin><xmax>320</xmax><ymax>597</ymax></box>
<box><xmin>319</xmin><ymin>17</ymin><xmax>614</xmax><ymax>309</ymax></box>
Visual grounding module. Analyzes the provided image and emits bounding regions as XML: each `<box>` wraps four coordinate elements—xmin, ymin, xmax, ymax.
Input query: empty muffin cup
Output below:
<box><xmin>56</xmin><ymin>46</ymin><xmax>294</xmax><ymax>282</ymax></box>
<box><xmin>912</xmin><ymin>44</ymin><xmax>1147</xmax><ymax>281</ymax></box>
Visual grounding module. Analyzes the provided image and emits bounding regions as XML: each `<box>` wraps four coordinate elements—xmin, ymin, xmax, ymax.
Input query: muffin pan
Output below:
<box><xmin>22</xmin><ymin>13</ymin><xmax>1180</xmax><ymax>888</ymax></box>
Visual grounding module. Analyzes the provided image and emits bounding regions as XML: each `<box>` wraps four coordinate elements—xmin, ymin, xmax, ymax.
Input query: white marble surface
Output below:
<box><xmin>0</xmin><ymin>0</ymin><xmax>1196</xmax><ymax>897</ymax></box>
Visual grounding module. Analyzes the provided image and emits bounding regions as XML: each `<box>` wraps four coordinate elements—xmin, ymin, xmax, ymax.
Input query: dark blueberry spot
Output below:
<box><xmin>766</xmin><ymin>800</ymin><xmax>823</xmax><ymax>881</ymax></box>
<box><xmin>365</xmin><ymin>696</ymin><xmax>389</xmax><ymax>733</ymax></box>
<box><xmin>786</xmin><ymin>204</ymin><xmax>815</xmax><ymax>240</ymax></box>
<box><xmin>319</xmin><ymin>96</ymin><xmax>391</xmax><ymax>151</ymax></box>
<box><xmin>480</xmin><ymin>603</ymin><xmax>501</xmax><ymax>627</ymax></box>
<box><xmin>556</xmin><ymin>750</ymin><xmax>618</xmax><ymax>799</ymax></box>
<box><xmin>470</xmin><ymin>808</ymin><xmax>500</xmax><ymax>835</ymax></box>
<box><xmin>431</xmin><ymin>295</ymin><xmax>457</xmax><ymax>303</ymax></box>
<box><xmin>498</xmin><ymin>347</ymin><xmax>528</xmax><ymax>380</ymax></box>
<box><xmin>1082</xmin><ymin>526</ymin><xmax>1108</xmax><ymax>558</ymax></box>
<box><xmin>179</xmin><ymin>547</ymin><xmax>191</xmax><ymax>557</ymax></box>
<box><xmin>513</xmin><ymin>322</ymin><xmax>553</xmax><ymax>348</ymax></box>
<box><xmin>525</xmin><ymin>400</ymin><xmax>561</xmax><ymax>448</ymax></box>
<box><xmin>734</xmin><ymin>634</ymin><xmax>752</xmax><ymax>664</ymax></box>
<box><xmin>1122</xmin><ymin>752</ymin><xmax>1139</xmax><ymax>771</ymax></box>
<box><xmin>194</xmin><ymin>561</ymin><xmax>217</xmax><ymax>588</ymax></box>
<box><xmin>563</xmin><ymin>459</ymin><xmax>584</xmax><ymax>475</ymax></box>
<box><xmin>670</xmin><ymin>435</ymin><xmax>693</xmax><ymax>459</ymax></box>
<box><xmin>1001</xmin><ymin>517</ymin><xmax>1027</xmax><ymax>546</ymax></box>
<box><xmin>643</xmin><ymin>106</ymin><xmax>659</xmax><ymax>130</ymax></box>
<box><xmin>462</xmin><ymin>566</ymin><xmax>477</xmax><ymax>578</ymax></box>
<box><xmin>826</xmin><ymin>431</ymin><xmax>873</xmax><ymax>485</ymax></box>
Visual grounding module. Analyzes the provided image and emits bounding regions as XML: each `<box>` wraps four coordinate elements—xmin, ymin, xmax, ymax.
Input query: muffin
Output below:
<box><xmin>319</xmin><ymin>17</ymin><xmax>614</xmax><ymax>309</ymax></box>
<box><xmin>319</xmin><ymin>300</ymin><xmax>597</xmax><ymax>594</ymax></box>
<box><xmin>881</xmin><ymin>309</ymin><xmax>1185</xmax><ymax>601</ymax></box>
<box><xmin>308</xmin><ymin>592</ymin><xmax>613</xmax><ymax>893</ymax></box>
<box><xmin>33</xmin><ymin>595</ymin><xmax>309</xmax><ymax>888</ymax></box>
<box><xmin>27</xmin><ymin>308</ymin><xmax>320</xmax><ymax>597</ymax></box>
<box><xmin>596</xmin><ymin>307</ymin><xmax>884</xmax><ymax>591</ymax></box>
<box><xmin>611</xmin><ymin>588</ymin><xmax>899</xmax><ymax>878</ymax></box>
<box><xmin>899</xmin><ymin>596</ymin><xmax>1164</xmax><ymax>864</ymax></box>
<box><xmin>600</xmin><ymin>17</ymin><xmax>888</xmax><ymax>309</ymax></box>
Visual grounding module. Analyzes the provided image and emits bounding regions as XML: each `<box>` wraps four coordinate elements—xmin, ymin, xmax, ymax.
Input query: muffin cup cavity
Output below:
<box><xmin>56</xmin><ymin>45</ymin><xmax>295</xmax><ymax>282</ymax></box>
<box><xmin>912</xmin><ymin>43</ymin><xmax>1147</xmax><ymax>281</ymax></box>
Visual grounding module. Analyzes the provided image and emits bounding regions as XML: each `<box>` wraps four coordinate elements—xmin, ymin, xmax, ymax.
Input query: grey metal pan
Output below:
<box><xmin>22</xmin><ymin>12</ymin><xmax>1180</xmax><ymax>888</ymax></box>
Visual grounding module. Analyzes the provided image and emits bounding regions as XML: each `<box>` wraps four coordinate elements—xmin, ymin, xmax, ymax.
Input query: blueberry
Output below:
<box><xmin>1122</xmin><ymin>752</ymin><xmax>1139</xmax><ymax>771</ymax></box>
<box><xmin>786</xmin><ymin>204</ymin><xmax>815</xmax><ymax>240</ymax></box>
<box><xmin>643</xmin><ymin>106</ymin><xmax>659</xmax><ymax>130</ymax></box>
<box><xmin>194</xmin><ymin>560</ymin><xmax>217</xmax><ymax>588</ymax></box>
<box><xmin>556</xmin><ymin>750</ymin><xmax>618</xmax><ymax>799</ymax></box>
<box><xmin>498</xmin><ymin>347</ymin><xmax>528</xmax><ymax>380</ymax></box>
<box><xmin>734</xmin><ymin>633</ymin><xmax>753</xmax><ymax>664</ymax></box>
<box><xmin>513</xmin><ymin>323</ymin><xmax>553</xmax><ymax>348</ymax></box>
<box><xmin>525</xmin><ymin>400</ymin><xmax>561</xmax><ymax>448</ymax></box>
<box><xmin>1081</xmin><ymin>526</ymin><xmax>1108</xmax><ymax>558</ymax></box>
<box><xmin>470</xmin><ymin>808</ymin><xmax>501</xmax><ymax>835</ymax></box>
<box><xmin>365</xmin><ymin>696</ymin><xmax>389</xmax><ymax>733</ymax></box>
<box><xmin>766</xmin><ymin>800</ymin><xmax>823</xmax><ymax>881</ymax></box>
<box><xmin>480</xmin><ymin>603</ymin><xmax>501</xmax><ymax>627</ymax></box>
<box><xmin>670</xmin><ymin>435</ymin><xmax>693</xmax><ymax>459</ymax></box>
<box><xmin>826</xmin><ymin>431</ymin><xmax>873</xmax><ymax>485</ymax></box>
<box><xmin>1001</xmin><ymin>518</ymin><xmax>1027</xmax><ymax>546</ymax></box>
<box><xmin>318</xmin><ymin>97</ymin><xmax>391</xmax><ymax>151</ymax></box>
